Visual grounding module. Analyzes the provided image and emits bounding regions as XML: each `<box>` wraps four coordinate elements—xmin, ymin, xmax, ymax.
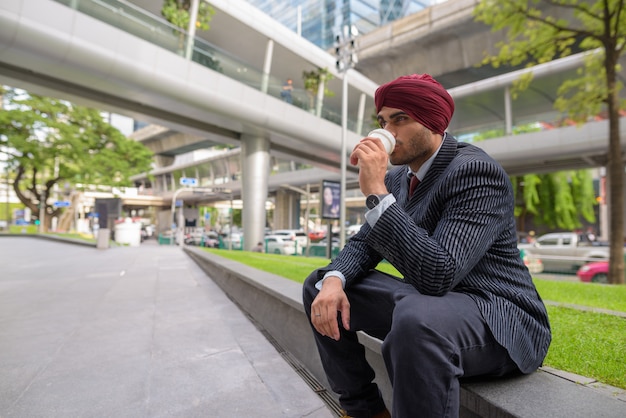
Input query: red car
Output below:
<box><xmin>576</xmin><ymin>261</ymin><xmax>609</xmax><ymax>283</ymax></box>
<box><xmin>308</xmin><ymin>230</ymin><xmax>326</xmax><ymax>241</ymax></box>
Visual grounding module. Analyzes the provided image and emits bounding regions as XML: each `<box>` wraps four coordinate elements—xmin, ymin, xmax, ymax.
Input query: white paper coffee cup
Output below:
<box><xmin>367</xmin><ymin>129</ymin><xmax>396</xmax><ymax>154</ymax></box>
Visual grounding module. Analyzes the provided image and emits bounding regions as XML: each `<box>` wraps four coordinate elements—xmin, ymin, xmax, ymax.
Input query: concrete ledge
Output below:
<box><xmin>0</xmin><ymin>233</ymin><xmax>96</xmax><ymax>247</ymax></box>
<box><xmin>184</xmin><ymin>247</ymin><xmax>626</xmax><ymax>418</ymax></box>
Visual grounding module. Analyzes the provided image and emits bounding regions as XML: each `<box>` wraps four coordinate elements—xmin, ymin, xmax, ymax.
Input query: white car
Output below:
<box><xmin>184</xmin><ymin>228</ymin><xmax>205</xmax><ymax>245</ymax></box>
<box><xmin>264</xmin><ymin>235</ymin><xmax>301</xmax><ymax>255</ymax></box>
<box><xmin>271</xmin><ymin>229</ymin><xmax>308</xmax><ymax>252</ymax></box>
<box><xmin>221</xmin><ymin>232</ymin><xmax>243</xmax><ymax>250</ymax></box>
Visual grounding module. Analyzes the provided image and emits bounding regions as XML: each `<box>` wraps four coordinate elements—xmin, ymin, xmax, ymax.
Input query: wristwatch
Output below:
<box><xmin>365</xmin><ymin>194</ymin><xmax>388</xmax><ymax>210</ymax></box>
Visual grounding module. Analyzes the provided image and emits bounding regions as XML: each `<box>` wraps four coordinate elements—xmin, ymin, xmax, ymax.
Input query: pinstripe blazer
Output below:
<box><xmin>323</xmin><ymin>134</ymin><xmax>551</xmax><ymax>373</ymax></box>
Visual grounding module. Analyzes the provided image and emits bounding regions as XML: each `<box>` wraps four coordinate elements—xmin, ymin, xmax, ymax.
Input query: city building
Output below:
<box><xmin>244</xmin><ymin>0</ymin><xmax>447</xmax><ymax>49</ymax></box>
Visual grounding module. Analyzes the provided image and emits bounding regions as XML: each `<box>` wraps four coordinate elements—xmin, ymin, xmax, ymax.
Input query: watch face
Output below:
<box><xmin>366</xmin><ymin>194</ymin><xmax>379</xmax><ymax>209</ymax></box>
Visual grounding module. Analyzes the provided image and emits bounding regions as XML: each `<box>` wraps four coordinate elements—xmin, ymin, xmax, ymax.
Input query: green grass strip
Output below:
<box><xmin>533</xmin><ymin>279</ymin><xmax>626</xmax><ymax>313</ymax></box>
<box><xmin>543</xmin><ymin>306</ymin><xmax>626</xmax><ymax>389</ymax></box>
<box><xmin>204</xmin><ymin>249</ymin><xmax>400</xmax><ymax>282</ymax></box>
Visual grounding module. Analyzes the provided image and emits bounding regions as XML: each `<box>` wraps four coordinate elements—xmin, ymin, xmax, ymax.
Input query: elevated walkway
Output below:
<box><xmin>1</xmin><ymin>0</ymin><xmax>623</xmax><ymax>175</ymax></box>
<box><xmin>2</xmin><ymin>0</ymin><xmax>625</xmax><ymax>245</ymax></box>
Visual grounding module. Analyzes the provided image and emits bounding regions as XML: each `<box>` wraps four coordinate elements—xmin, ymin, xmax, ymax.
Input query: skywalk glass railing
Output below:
<box><xmin>53</xmin><ymin>0</ymin><xmax>359</xmax><ymax>131</ymax></box>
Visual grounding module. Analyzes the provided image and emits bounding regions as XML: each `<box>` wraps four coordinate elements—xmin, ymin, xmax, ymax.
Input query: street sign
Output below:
<box><xmin>179</xmin><ymin>177</ymin><xmax>198</xmax><ymax>187</ymax></box>
<box><xmin>53</xmin><ymin>201</ymin><xmax>71</xmax><ymax>208</ymax></box>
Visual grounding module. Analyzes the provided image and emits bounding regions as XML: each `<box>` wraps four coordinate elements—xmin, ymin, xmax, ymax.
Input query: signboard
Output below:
<box><xmin>180</xmin><ymin>177</ymin><xmax>198</xmax><ymax>187</ymax></box>
<box><xmin>321</xmin><ymin>180</ymin><xmax>341</xmax><ymax>220</ymax></box>
<box><xmin>53</xmin><ymin>201</ymin><xmax>71</xmax><ymax>208</ymax></box>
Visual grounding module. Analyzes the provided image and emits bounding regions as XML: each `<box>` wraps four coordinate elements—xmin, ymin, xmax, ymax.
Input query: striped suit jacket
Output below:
<box><xmin>323</xmin><ymin>134</ymin><xmax>551</xmax><ymax>373</ymax></box>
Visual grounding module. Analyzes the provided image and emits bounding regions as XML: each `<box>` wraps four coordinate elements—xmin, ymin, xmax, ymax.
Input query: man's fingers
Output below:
<box><xmin>341</xmin><ymin>302</ymin><xmax>351</xmax><ymax>331</ymax></box>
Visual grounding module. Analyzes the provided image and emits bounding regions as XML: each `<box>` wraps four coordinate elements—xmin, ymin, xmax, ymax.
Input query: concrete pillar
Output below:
<box><xmin>96</xmin><ymin>228</ymin><xmax>110</xmax><ymax>249</ymax></box>
<box><xmin>504</xmin><ymin>86</ymin><xmax>512</xmax><ymax>135</ymax></box>
<box><xmin>261</xmin><ymin>39</ymin><xmax>274</xmax><ymax>94</ymax></box>
<box><xmin>273</xmin><ymin>189</ymin><xmax>301</xmax><ymax>230</ymax></box>
<box><xmin>356</xmin><ymin>92</ymin><xmax>366</xmax><ymax>135</ymax></box>
<box><xmin>316</xmin><ymin>78</ymin><xmax>325</xmax><ymax>117</ymax></box>
<box><xmin>185</xmin><ymin>0</ymin><xmax>199</xmax><ymax>59</ymax></box>
<box><xmin>241</xmin><ymin>135</ymin><xmax>270</xmax><ymax>251</ymax></box>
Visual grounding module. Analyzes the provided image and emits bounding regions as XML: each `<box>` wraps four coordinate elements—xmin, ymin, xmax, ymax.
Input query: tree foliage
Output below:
<box><xmin>473</xmin><ymin>125</ymin><xmax>596</xmax><ymax>231</ymax></box>
<box><xmin>161</xmin><ymin>0</ymin><xmax>215</xmax><ymax>31</ymax></box>
<box><xmin>0</xmin><ymin>87</ymin><xmax>153</xmax><ymax>230</ymax></box>
<box><xmin>302</xmin><ymin>67</ymin><xmax>335</xmax><ymax>113</ymax></box>
<box><xmin>474</xmin><ymin>0</ymin><xmax>625</xmax><ymax>284</ymax></box>
<box><xmin>160</xmin><ymin>1</ymin><xmax>220</xmax><ymax>70</ymax></box>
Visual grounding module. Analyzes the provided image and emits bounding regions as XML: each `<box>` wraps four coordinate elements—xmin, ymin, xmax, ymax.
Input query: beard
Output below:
<box><xmin>389</xmin><ymin>125</ymin><xmax>434</xmax><ymax>166</ymax></box>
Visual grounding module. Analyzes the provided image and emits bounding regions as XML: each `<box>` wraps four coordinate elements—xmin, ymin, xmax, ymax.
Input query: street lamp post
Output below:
<box><xmin>335</xmin><ymin>25</ymin><xmax>358</xmax><ymax>249</ymax></box>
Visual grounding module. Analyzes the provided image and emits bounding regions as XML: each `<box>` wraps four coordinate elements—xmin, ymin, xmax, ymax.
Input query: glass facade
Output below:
<box><xmin>244</xmin><ymin>0</ymin><xmax>444</xmax><ymax>49</ymax></box>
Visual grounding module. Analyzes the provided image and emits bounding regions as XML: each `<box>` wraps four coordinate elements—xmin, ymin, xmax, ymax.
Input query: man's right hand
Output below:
<box><xmin>310</xmin><ymin>276</ymin><xmax>351</xmax><ymax>341</ymax></box>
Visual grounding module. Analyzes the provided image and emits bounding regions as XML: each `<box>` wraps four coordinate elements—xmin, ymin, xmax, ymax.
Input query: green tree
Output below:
<box><xmin>474</xmin><ymin>0</ymin><xmax>625</xmax><ymax>284</ymax></box>
<box><xmin>161</xmin><ymin>0</ymin><xmax>216</xmax><ymax>62</ymax></box>
<box><xmin>0</xmin><ymin>88</ymin><xmax>153</xmax><ymax>231</ymax></box>
<box><xmin>161</xmin><ymin>0</ymin><xmax>215</xmax><ymax>31</ymax></box>
<box><xmin>302</xmin><ymin>67</ymin><xmax>335</xmax><ymax>116</ymax></box>
<box><xmin>517</xmin><ymin>171</ymin><xmax>596</xmax><ymax>230</ymax></box>
<box><xmin>473</xmin><ymin>125</ymin><xmax>596</xmax><ymax>231</ymax></box>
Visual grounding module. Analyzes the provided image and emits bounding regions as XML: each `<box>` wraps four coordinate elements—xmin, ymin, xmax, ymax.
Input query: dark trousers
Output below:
<box><xmin>302</xmin><ymin>270</ymin><xmax>518</xmax><ymax>418</ymax></box>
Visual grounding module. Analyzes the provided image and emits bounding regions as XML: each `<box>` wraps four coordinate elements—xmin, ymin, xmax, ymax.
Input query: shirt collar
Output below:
<box><xmin>406</xmin><ymin>134</ymin><xmax>446</xmax><ymax>181</ymax></box>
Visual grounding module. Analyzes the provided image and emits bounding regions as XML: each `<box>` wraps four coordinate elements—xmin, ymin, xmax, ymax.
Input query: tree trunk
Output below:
<box><xmin>605</xmin><ymin>55</ymin><xmax>625</xmax><ymax>284</ymax></box>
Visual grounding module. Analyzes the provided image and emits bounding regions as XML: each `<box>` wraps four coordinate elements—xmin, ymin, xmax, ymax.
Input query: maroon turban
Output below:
<box><xmin>374</xmin><ymin>74</ymin><xmax>455</xmax><ymax>135</ymax></box>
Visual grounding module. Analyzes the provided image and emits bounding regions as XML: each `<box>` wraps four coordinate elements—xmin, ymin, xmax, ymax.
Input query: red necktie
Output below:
<box><xmin>409</xmin><ymin>175</ymin><xmax>420</xmax><ymax>197</ymax></box>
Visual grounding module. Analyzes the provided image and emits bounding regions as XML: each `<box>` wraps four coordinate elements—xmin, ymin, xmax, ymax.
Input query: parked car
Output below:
<box><xmin>184</xmin><ymin>228</ymin><xmax>205</xmax><ymax>246</ymax></box>
<box><xmin>271</xmin><ymin>229</ymin><xmax>308</xmax><ymax>251</ymax></box>
<box><xmin>264</xmin><ymin>235</ymin><xmax>301</xmax><ymax>255</ymax></box>
<box><xmin>220</xmin><ymin>232</ymin><xmax>243</xmax><ymax>250</ymax></box>
<box><xmin>317</xmin><ymin>237</ymin><xmax>340</xmax><ymax>246</ymax></box>
<box><xmin>308</xmin><ymin>229</ymin><xmax>326</xmax><ymax>241</ymax></box>
<box><xmin>519</xmin><ymin>232</ymin><xmax>612</xmax><ymax>273</ymax></box>
<box><xmin>576</xmin><ymin>261</ymin><xmax>609</xmax><ymax>283</ymax></box>
<box><xmin>201</xmin><ymin>231</ymin><xmax>220</xmax><ymax>248</ymax></box>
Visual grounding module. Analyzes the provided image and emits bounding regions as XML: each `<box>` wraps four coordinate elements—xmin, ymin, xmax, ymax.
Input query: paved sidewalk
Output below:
<box><xmin>0</xmin><ymin>237</ymin><xmax>334</xmax><ymax>418</ymax></box>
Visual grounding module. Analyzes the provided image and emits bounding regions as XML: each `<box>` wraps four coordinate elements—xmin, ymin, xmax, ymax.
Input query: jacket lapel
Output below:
<box><xmin>405</xmin><ymin>133</ymin><xmax>457</xmax><ymax>209</ymax></box>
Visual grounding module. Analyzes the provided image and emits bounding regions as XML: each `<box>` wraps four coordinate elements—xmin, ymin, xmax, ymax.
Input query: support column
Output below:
<box><xmin>504</xmin><ymin>86</ymin><xmax>513</xmax><ymax>135</ymax></box>
<box><xmin>316</xmin><ymin>78</ymin><xmax>325</xmax><ymax>117</ymax></box>
<box><xmin>356</xmin><ymin>92</ymin><xmax>366</xmax><ymax>135</ymax></box>
<box><xmin>261</xmin><ymin>39</ymin><xmax>274</xmax><ymax>94</ymax></box>
<box><xmin>274</xmin><ymin>189</ymin><xmax>301</xmax><ymax>230</ymax></box>
<box><xmin>241</xmin><ymin>135</ymin><xmax>270</xmax><ymax>251</ymax></box>
<box><xmin>185</xmin><ymin>0</ymin><xmax>199</xmax><ymax>59</ymax></box>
